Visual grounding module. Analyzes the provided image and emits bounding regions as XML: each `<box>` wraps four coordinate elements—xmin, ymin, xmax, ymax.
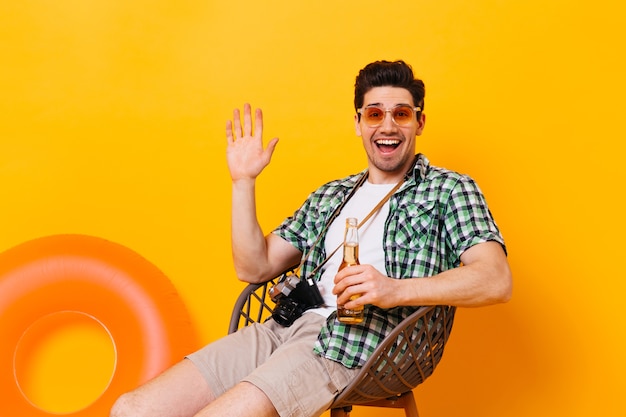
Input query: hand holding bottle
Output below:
<box><xmin>334</xmin><ymin>264</ymin><xmax>404</xmax><ymax>311</ymax></box>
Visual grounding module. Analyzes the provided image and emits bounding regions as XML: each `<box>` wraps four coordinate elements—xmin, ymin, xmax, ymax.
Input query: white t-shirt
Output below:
<box><xmin>307</xmin><ymin>180</ymin><xmax>396</xmax><ymax>318</ymax></box>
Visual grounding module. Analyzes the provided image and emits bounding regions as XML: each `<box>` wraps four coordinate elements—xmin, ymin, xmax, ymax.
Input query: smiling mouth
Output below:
<box><xmin>375</xmin><ymin>139</ymin><xmax>401</xmax><ymax>153</ymax></box>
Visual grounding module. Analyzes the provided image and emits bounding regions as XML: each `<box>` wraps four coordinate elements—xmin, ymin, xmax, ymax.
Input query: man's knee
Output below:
<box><xmin>109</xmin><ymin>392</ymin><xmax>141</xmax><ymax>417</ymax></box>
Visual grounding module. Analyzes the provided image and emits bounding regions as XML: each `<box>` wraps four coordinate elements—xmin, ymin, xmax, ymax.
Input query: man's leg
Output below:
<box><xmin>110</xmin><ymin>359</ymin><xmax>214</xmax><ymax>417</ymax></box>
<box><xmin>195</xmin><ymin>381</ymin><xmax>279</xmax><ymax>417</ymax></box>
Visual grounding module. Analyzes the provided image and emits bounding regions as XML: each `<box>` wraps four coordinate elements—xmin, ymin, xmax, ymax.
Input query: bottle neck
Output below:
<box><xmin>342</xmin><ymin>218</ymin><xmax>359</xmax><ymax>267</ymax></box>
<box><xmin>344</xmin><ymin>226</ymin><xmax>358</xmax><ymax>245</ymax></box>
<box><xmin>342</xmin><ymin>242</ymin><xmax>359</xmax><ymax>265</ymax></box>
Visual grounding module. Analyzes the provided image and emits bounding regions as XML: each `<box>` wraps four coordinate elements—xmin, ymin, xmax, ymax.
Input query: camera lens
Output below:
<box><xmin>271</xmin><ymin>298</ymin><xmax>304</xmax><ymax>327</ymax></box>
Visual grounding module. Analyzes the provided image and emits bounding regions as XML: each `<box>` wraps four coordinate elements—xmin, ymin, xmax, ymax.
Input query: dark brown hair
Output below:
<box><xmin>354</xmin><ymin>60</ymin><xmax>425</xmax><ymax>115</ymax></box>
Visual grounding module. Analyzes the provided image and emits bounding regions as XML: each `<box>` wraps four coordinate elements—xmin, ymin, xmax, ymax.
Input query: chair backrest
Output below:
<box><xmin>331</xmin><ymin>304</ymin><xmax>455</xmax><ymax>408</ymax></box>
<box><xmin>228</xmin><ymin>277</ymin><xmax>456</xmax><ymax>411</ymax></box>
<box><xmin>228</xmin><ymin>278</ymin><xmax>278</xmax><ymax>334</ymax></box>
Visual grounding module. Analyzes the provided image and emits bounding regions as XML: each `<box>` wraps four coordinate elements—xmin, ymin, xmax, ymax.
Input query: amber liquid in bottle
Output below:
<box><xmin>337</xmin><ymin>218</ymin><xmax>364</xmax><ymax>324</ymax></box>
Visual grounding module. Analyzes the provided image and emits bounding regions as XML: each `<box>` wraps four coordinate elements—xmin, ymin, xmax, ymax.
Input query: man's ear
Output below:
<box><xmin>416</xmin><ymin>112</ymin><xmax>426</xmax><ymax>136</ymax></box>
<box><xmin>355</xmin><ymin>113</ymin><xmax>362</xmax><ymax>136</ymax></box>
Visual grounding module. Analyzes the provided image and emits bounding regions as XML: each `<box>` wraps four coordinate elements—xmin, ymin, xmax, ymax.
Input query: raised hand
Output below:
<box><xmin>225</xmin><ymin>103</ymin><xmax>279</xmax><ymax>182</ymax></box>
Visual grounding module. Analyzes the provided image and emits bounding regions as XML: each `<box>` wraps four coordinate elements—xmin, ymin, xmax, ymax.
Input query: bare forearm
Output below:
<box><xmin>230</xmin><ymin>179</ymin><xmax>272</xmax><ymax>283</ymax></box>
<box><xmin>398</xmin><ymin>261</ymin><xmax>512</xmax><ymax>307</ymax></box>
<box><xmin>397</xmin><ymin>242</ymin><xmax>512</xmax><ymax>307</ymax></box>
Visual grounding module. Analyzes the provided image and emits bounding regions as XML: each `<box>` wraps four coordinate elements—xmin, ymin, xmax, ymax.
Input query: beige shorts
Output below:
<box><xmin>186</xmin><ymin>312</ymin><xmax>358</xmax><ymax>417</ymax></box>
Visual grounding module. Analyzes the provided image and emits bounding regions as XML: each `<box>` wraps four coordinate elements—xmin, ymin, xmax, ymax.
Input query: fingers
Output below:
<box><xmin>333</xmin><ymin>265</ymin><xmax>386</xmax><ymax>307</ymax></box>
<box><xmin>254</xmin><ymin>107</ymin><xmax>263</xmax><ymax>139</ymax></box>
<box><xmin>232</xmin><ymin>107</ymin><xmax>243</xmax><ymax>140</ymax></box>
<box><xmin>226</xmin><ymin>104</ymin><xmax>264</xmax><ymax>142</ymax></box>
<box><xmin>333</xmin><ymin>266</ymin><xmax>360</xmax><ymax>297</ymax></box>
<box><xmin>225</xmin><ymin>119</ymin><xmax>234</xmax><ymax>144</ymax></box>
<box><xmin>243</xmin><ymin>103</ymin><xmax>252</xmax><ymax>138</ymax></box>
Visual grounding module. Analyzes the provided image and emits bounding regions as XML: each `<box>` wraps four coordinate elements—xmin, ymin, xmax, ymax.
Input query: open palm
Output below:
<box><xmin>225</xmin><ymin>104</ymin><xmax>279</xmax><ymax>181</ymax></box>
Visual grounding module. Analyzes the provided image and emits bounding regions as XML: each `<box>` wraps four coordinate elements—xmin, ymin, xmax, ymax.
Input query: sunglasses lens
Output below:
<box><xmin>361</xmin><ymin>106</ymin><xmax>416</xmax><ymax>126</ymax></box>
<box><xmin>392</xmin><ymin>106</ymin><xmax>415</xmax><ymax>125</ymax></box>
<box><xmin>362</xmin><ymin>107</ymin><xmax>384</xmax><ymax>125</ymax></box>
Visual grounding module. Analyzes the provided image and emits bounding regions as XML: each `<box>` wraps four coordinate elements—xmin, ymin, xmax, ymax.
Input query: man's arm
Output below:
<box><xmin>226</xmin><ymin>104</ymin><xmax>302</xmax><ymax>283</ymax></box>
<box><xmin>334</xmin><ymin>241</ymin><xmax>512</xmax><ymax>308</ymax></box>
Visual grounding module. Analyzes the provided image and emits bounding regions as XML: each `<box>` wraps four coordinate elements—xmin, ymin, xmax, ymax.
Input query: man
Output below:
<box><xmin>110</xmin><ymin>60</ymin><xmax>512</xmax><ymax>417</ymax></box>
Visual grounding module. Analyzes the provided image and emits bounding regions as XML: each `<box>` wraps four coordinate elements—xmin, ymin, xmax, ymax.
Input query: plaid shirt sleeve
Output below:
<box><xmin>442</xmin><ymin>172</ymin><xmax>506</xmax><ymax>258</ymax></box>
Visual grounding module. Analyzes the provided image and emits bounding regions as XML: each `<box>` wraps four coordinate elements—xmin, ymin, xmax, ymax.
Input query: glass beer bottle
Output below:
<box><xmin>337</xmin><ymin>217</ymin><xmax>364</xmax><ymax>324</ymax></box>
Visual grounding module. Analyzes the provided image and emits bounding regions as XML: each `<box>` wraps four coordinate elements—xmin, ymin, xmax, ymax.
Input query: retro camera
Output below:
<box><xmin>269</xmin><ymin>271</ymin><xmax>324</xmax><ymax>327</ymax></box>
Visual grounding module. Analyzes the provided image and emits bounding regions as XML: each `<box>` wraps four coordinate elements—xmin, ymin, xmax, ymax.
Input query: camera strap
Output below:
<box><xmin>296</xmin><ymin>156</ymin><xmax>417</xmax><ymax>280</ymax></box>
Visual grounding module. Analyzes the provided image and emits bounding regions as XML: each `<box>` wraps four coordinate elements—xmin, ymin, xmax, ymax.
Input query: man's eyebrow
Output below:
<box><xmin>363</xmin><ymin>102</ymin><xmax>412</xmax><ymax>107</ymax></box>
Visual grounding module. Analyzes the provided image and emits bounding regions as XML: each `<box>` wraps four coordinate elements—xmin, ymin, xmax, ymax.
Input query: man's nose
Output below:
<box><xmin>379</xmin><ymin>111</ymin><xmax>398</xmax><ymax>131</ymax></box>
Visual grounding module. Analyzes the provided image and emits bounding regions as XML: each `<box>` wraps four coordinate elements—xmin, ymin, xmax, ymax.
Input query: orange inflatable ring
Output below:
<box><xmin>0</xmin><ymin>234</ymin><xmax>199</xmax><ymax>416</ymax></box>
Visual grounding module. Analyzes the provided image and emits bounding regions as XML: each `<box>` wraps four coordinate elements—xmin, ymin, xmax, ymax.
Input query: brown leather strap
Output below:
<box><xmin>296</xmin><ymin>156</ymin><xmax>418</xmax><ymax>280</ymax></box>
<box><xmin>306</xmin><ymin>177</ymin><xmax>404</xmax><ymax>277</ymax></box>
<box><xmin>357</xmin><ymin>177</ymin><xmax>404</xmax><ymax>229</ymax></box>
<box><xmin>293</xmin><ymin>172</ymin><xmax>367</xmax><ymax>278</ymax></box>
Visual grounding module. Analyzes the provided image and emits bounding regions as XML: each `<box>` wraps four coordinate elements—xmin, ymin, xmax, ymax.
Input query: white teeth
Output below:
<box><xmin>376</xmin><ymin>139</ymin><xmax>400</xmax><ymax>145</ymax></box>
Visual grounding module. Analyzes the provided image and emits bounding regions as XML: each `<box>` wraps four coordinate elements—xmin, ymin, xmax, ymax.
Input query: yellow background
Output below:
<box><xmin>1</xmin><ymin>0</ymin><xmax>625</xmax><ymax>416</ymax></box>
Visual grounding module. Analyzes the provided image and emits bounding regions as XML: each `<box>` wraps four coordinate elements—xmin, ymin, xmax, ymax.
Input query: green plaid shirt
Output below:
<box><xmin>273</xmin><ymin>154</ymin><xmax>505</xmax><ymax>368</ymax></box>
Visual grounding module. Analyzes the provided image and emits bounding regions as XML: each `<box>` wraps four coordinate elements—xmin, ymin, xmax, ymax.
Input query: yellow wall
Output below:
<box><xmin>1</xmin><ymin>0</ymin><xmax>624</xmax><ymax>416</ymax></box>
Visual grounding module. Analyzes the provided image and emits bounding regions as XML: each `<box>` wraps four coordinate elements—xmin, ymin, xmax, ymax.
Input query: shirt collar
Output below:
<box><xmin>412</xmin><ymin>153</ymin><xmax>429</xmax><ymax>182</ymax></box>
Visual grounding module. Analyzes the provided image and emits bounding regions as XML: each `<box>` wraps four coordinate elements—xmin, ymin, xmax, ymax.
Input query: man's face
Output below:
<box><xmin>355</xmin><ymin>86</ymin><xmax>426</xmax><ymax>183</ymax></box>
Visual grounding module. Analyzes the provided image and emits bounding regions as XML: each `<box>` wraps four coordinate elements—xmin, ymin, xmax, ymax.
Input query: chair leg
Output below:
<box><xmin>330</xmin><ymin>406</ymin><xmax>352</xmax><ymax>417</ymax></box>
<box><xmin>401</xmin><ymin>391</ymin><xmax>419</xmax><ymax>417</ymax></box>
<box><xmin>329</xmin><ymin>393</ymin><xmax>419</xmax><ymax>417</ymax></box>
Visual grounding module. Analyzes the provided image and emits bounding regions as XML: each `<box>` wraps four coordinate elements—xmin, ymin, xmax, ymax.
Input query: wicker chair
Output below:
<box><xmin>229</xmin><ymin>275</ymin><xmax>456</xmax><ymax>417</ymax></box>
